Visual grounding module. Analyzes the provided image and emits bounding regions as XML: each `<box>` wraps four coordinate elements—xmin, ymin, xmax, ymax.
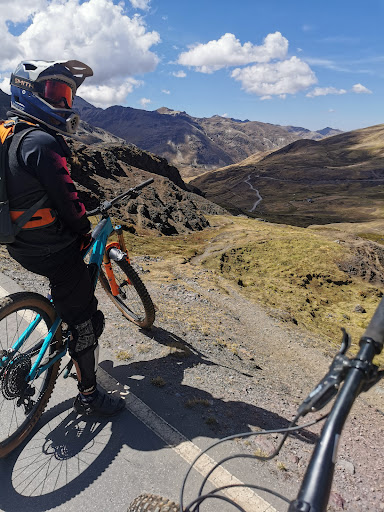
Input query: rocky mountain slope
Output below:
<box><xmin>73</xmin><ymin>97</ymin><xmax>342</xmax><ymax>179</ymax></box>
<box><xmin>191</xmin><ymin>123</ymin><xmax>384</xmax><ymax>227</ymax></box>
<box><xmin>0</xmin><ymin>89</ymin><xmax>10</xmax><ymax>119</ymax></box>
<box><xmin>67</xmin><ymin>139</ymin><xmax>226</xmax><ymax>235</ymax></box>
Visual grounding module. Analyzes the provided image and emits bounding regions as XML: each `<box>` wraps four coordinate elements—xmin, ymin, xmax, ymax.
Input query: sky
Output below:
<box><xmin>0</xmin><ymin>0</ymin><xmax>383</xmax><ymax>132</ymax></box>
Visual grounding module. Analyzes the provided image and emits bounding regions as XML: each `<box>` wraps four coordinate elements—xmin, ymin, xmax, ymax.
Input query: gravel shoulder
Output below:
<box><xmin>0</xmin><ymin>245</ymin><xmax>383</xmax><ymax>511</ymax></box>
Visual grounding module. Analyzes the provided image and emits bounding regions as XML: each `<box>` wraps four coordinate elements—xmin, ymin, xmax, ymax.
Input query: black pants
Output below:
<box><xmin>13</xmin><ymin>240</ymin><xmax>100</xmax><ymax>392</ymax></box>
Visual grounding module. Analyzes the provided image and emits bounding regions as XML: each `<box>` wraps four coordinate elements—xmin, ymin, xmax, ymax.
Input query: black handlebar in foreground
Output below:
<box><xmin>86</xmin><ymin>178</ymin><xmax>154</xmax><ymax>217</ymax></box>
<box><xmin>289</xmin><ymin>298</ymin><xmax>384</xmax><ymax>511</ymax></box>
<box><xmin>361</xmin><ymin>294</ymin><xmax>384</xmax><ymax>349</ymax></box>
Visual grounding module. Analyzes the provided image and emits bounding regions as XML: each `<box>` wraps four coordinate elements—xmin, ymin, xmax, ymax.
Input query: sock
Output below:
<box><xmin>79</xmin><ymin>388</ymin><xmax>98</xmax><ymax>403</ymax></box>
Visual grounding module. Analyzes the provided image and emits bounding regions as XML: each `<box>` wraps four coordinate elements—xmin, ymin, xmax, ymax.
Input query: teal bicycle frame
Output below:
<box><xmin>0</xmin><ymin>216</ymin><xmax>114</xmax><ymax>383</ymax></box>
<box><xmin>1</xmin><ymin>177</ymin><xmax>154</xmax><ymax>385</ymax></box>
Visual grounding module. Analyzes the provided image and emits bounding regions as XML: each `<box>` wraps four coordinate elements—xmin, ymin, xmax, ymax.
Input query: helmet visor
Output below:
<box><xmin>43</xmin><ymin>80</ymin><xmax>73</xmax><ymax>107</ymax></box>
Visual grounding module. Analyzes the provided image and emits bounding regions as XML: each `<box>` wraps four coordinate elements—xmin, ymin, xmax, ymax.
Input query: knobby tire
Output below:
<box><xmin>128</xmin><ymin>493</ymin><xmax>180</xmax><ymax>512</ymax></box>
<box><xmin>0</xmin><ymin>292</ymin><xmax>63</xmax><ymax>458</ymax></box>
<box><xmin>99</xmin><ymin>259</ymin><xmax>155</xmax><ymax>329</ymax></box>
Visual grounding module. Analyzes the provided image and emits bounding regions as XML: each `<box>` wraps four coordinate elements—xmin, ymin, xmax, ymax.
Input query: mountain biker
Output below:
<box><xmin>4</xmin><ymin>60</ymin><xmax>124</xmax><ymax>416</ymax></box>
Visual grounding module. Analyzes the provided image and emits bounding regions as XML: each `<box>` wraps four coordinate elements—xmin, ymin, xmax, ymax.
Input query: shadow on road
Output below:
<box><xmin>0</xmin><ymin>325</ymin><xmax>317</xmax><ymax>511</ymax></box>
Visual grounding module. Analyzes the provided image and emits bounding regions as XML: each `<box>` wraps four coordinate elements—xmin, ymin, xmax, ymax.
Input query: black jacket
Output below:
<box><xmin>6</xmin><ymin>123</ymin><xmax>90</xmax><ymax>258</ymax></box>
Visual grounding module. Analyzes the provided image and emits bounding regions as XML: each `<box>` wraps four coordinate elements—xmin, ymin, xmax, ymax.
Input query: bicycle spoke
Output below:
<box><xmin>0</xmin><ymin>293</ymin><xmax>63</xmax><ymax>457</ymax></box>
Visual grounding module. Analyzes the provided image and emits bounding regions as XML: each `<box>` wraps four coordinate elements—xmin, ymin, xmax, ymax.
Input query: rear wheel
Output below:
<box><xmin>128</xmin><ymin>493</ymin><xmax>180</xmax><ymax>512</ymax></box>
<box><xmin>99</xmin><ymin>259</ymin><xmax>155</xmax><ymax>329</ymax></box>
<box><xmin>0</xmin><ymin>292</ymin><xmax>63</xmax><ymax>458</ymax></box>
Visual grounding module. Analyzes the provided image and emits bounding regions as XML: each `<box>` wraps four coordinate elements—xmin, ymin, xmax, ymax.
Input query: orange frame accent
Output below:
<box><xmin>103</xmin><ymin>242</ymin><xmax>131</xmax><ymax>296</ymax></box>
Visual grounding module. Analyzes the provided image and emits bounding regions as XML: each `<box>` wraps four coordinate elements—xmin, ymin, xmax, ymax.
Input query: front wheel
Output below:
<box><xmin>128</xmin><ymin>493</ymin><xmax>180</xmax><ymax>512</ymax></box>
<box><xmin>99</xmin><ymin>259</ymin><xmax>155</xmax><ymax>329</ymax></box>
<box><xmin>0</xmin><ymin>292</ymin><xmax>63</xmax><ymax>458</ymax></box>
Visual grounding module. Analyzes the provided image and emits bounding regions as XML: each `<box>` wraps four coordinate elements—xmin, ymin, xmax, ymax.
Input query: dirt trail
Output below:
<box><xmin>0</xmin><ymin>245</ymin><xmax>383</xmax><ymax>511</ymax></box>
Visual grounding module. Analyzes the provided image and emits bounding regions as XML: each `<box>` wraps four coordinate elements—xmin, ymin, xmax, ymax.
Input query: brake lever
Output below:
<box><xmin>297</xmin><ymin>329</ymin><xmax>352</xmax><ymax>417</ymax></box>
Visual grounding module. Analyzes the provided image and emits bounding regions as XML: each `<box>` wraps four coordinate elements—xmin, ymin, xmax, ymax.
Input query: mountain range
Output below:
<box><xmin>2</xmin><ymin>88</ymin><xmax>342</xmax><ymax>181</ymax></box>
<box><xmin>191</xmin><ymin>123</ymin><xmax>384</xmax><ymax>227</ymax></box>
<box><xmin>73</xmin><ymin>97</ymin><xmax>342</xmax><ymax>178</ymax></box>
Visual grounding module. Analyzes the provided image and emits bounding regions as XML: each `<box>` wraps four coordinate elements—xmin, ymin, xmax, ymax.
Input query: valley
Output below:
<box><xmin>191</xmin><ymin>124</ymin><xmax>384</xmax><ymax>227</ymax></box>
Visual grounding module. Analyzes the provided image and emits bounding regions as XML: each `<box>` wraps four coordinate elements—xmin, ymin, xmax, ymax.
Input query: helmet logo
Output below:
<box><xmin>11</xmin><ymin>75</ymin><xmax>35</xmax><ymax>91</ymax></box>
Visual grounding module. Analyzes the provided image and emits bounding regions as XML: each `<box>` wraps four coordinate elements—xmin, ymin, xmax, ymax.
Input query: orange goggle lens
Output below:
<box><xmin>43</xmin><ymin>81</ymin><xmax>73</xmax><ymax>107</ymax></box>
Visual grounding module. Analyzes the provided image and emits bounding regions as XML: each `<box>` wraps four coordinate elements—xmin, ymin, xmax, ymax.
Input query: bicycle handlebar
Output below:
<box><xmin>289</xmin><ymin>297</ymin><xmax>384</xmax><ymax>511</ymax></box>
<box><xmin>86</xmin><ymin>178</ymin><xmax>154</xmax><ymax>217</ymax></box>
<box><xmin>361</xmin><ymin>295</ymin><xmax>384</xmax><ymax>350</ymax></box>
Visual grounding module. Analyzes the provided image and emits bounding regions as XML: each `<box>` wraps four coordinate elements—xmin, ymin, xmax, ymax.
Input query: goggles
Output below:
<box><xmin>42</xmin><ymin>80</ymin><xmax>73</xmax><ymax>108</ymax></box>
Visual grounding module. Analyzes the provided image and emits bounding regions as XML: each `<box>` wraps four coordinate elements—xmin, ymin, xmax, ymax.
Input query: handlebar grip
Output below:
<box><xmin>133</xmin><ymin>178</ymin><xmax>154</xmax><ymax>191</ymax></box>
<box><xmin>86</xmin><ymin>207</ymin><xmax>99</xmax><ymax>217</ymax></box>
<box><xmin>85</xmin><ymin>178</ymin><xmax>154</xmax><ymax>217</ymax></box>
<box><xmin>361</xmin><ymin>295</ymin><xmax>384</xmax><ymax>347</ymax></box>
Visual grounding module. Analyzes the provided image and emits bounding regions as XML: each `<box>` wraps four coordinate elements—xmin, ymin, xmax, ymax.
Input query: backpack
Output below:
<box><xmin>0</xmin><ymin>118</ymin><xmax>49</xmax><ymax>244</ymax></box>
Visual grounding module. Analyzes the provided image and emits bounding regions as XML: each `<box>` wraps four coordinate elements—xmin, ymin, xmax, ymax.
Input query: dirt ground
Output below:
<box><xmin>0</xmin><ymin>245</ymin><xmax>383</xmax><ymax>511</ymax></box>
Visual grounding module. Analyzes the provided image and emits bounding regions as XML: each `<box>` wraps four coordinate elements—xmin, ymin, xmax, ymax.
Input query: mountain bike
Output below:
<box><xmin>0</xmin><ymin>178</ymin><xmax>155</xmax><ymax>458</ymax></box>
<box><xmin>128</xmin><ymin>298</ymin><xmax>384</xmax><ymax>511</ymax></box>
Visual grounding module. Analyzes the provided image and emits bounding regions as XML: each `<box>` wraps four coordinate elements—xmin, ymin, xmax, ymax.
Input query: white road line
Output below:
<box><xmin>98</xmin><ymin>367</ymin><xmax>277</xmax><ymax>512</ymax></box>
<box><xmin>0</xmin><ymin>284</ymin><xmax>13</xmax><ymax>298</ymax></box>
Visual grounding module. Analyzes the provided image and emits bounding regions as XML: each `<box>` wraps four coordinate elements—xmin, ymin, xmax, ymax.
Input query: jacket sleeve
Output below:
<box><xmin>20</xmin><ymin>130</ymin><xmax>91</xmax><ymax>235</ymax></box>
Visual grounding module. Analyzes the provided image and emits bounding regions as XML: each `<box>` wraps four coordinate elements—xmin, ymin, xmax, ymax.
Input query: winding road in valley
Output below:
<box><xmin>244</xmin><ymin>174</ymin><xmax>263</xmax><ymax>212</ymax></box>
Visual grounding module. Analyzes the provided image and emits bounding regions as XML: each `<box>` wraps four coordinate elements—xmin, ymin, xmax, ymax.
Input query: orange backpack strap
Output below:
<box><xmin>0</xmin><ymin>118</ymin><xmax>38</xmax><ymax>144</ymax></box>
<box><xmin>0</xmin><ymin>121</ymin><xmax>16</xmax><ymax>144</ymax></box>
<box><xmin>0</xmin><ymin>119</ymin><xmax>51</xmax><ymax>242</ymax></box>
<box><xmin>10</xmin><ymin>204</ymin><xmax>56</xmax><ymax>230</ymax></box>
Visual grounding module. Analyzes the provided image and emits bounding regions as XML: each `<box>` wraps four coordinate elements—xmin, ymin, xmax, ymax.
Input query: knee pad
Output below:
<box><xmin>70</xmin><ymin>310</ymin><xmax>104</xmax><ymax>354</ymax></box>
<box><xmin>70</xmin><ymin>318</ymin><xmax>96</xmax><ymax>353</ymax></box>
<box><xmin>92</xmin><ymin>310</ymin><xmax>105</xmax><ymax>339</ymax></box>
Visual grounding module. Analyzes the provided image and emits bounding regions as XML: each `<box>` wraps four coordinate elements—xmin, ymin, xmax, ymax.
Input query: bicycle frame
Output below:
<box><xmin>0</xmin><ymin>215</ymin><xmax>117</xmax><ymax>383</ymax></box>
<box><xmin>1</xmin><ymin>178</ymin><xmax>154</xmax><ymax>385</ymax></box>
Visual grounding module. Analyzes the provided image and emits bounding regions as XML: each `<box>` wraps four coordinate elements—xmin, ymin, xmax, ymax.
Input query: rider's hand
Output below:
<box><xmin>79</xmin><ymin>232</ymin><xmax>92</xmax><ymax>251</ymax></box>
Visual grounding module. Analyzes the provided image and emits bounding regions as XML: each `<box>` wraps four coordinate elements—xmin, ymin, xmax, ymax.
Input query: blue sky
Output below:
<box><xmin>0</xmin><ymin>0</ymin><xmax>382</xmax><ymax>131</ymax></box>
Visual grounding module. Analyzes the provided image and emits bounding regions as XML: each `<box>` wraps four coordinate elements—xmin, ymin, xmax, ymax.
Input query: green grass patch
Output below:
<box><xmin>357</xmin><ymin>232</ymin><xmax>384</xmax><ymax>245</ymax></box>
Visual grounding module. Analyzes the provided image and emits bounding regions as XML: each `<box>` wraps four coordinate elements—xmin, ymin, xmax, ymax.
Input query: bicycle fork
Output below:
<box><xmin>103</xmin><ymin>225</ymin><xmax>131</xmax><ymax>297</ymax></box>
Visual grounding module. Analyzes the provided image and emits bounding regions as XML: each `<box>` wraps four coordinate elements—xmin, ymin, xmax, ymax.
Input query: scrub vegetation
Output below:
<box><xmin>118</xmin><ymin>214</ymin><xmax>384</xmax><ymax>365</ymax></box>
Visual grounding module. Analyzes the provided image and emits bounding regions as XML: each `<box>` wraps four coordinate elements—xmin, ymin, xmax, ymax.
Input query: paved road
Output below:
<box><xmin>0</xmin><ymin>272</ymin><xmax>279</xmax><ymax>512</ymax></box>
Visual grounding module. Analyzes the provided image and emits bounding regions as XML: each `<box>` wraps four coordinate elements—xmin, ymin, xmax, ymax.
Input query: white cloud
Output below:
<box><xmin>0</xmin><ymin>77</ymin><xmax>11</xmax><ymax>94</ymax></box>
<box><xmin>306</xmin><ymin>87</ymin><xmax>347</xmax><ymax>97</ymax></box>
<box><xmin>0</xmin><ymin>0</ymin><xmax>160</xmax><ymax>106</ymax></box>
<box><xmin>352</xmin><ymin>83</ymin><xmax>372</xmax><ymax>94</ymax></box>
<box><xmin>129</xmin><ymin>0</ymin><xmax>151</xmax><ymax>10</ymax></box>
<box><xmin>231</xmin><ymin>57</ymin><xmax>317</xmax><ymax>97</ymax></box>
<box><xmin>328</xmin><ymin>109</ymin><xmax>335</xmax><ymax>112</ymax></box>
<box><xmin>161</xmin><ymin>89</ymin><xmax>170</xmax><ymax>94</ymax></box>
<box><xmin>139</xmin><ymin>97</ymin><xmax>151</xmax><ymax>107</ymax></box>
<box><xmin>0</xmin><ymin>1</ymin><xmax>48</xmax><ymax>69</ymax></box>
<box><xmin>0</xmin><ymin>0</ymin><xmax>46</xmax><ymax>24</ymax></box>
<box><xmin>172</xmin><ymin>70</ymin><xmax>186</xmax><ymax>78</ymax></box>
<box><xmin>304</xmin><ymin>57</ymin><xmax>348</xmax><ymax>72</ymax></box>
<box><xmin>80</xmin><ymin>78</ymin><xmax>142</xmax><ymax>107</ymax></box>
<box><xmin>177</xmin><ymin>32</ymin><xmax>288</xmax><ymax>73</ymax></box>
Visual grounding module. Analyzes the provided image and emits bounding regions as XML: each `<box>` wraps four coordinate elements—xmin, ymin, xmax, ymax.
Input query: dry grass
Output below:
<box><xmin>151</xmin><ymin>376</ymin><xmax>166</xmax><ymax>387</ymax></box>
<box><xmin>184</xmin><ymin>397</ymin><xmax>211</xmax><ymax>408</ymax></box>
<box><xmin>116</xmin><ymin>350</ymin><xmax>133</xmax><ymax>361</ymax></box>
<box><xmin>120</xmin><ymin>214</ymin><xmax>384</xmax><ymax>365</ymax></box>
<box><xmin>136</xmin><ymin>344</ymin><xmax>152</xmax><ymax>354</ymax></box>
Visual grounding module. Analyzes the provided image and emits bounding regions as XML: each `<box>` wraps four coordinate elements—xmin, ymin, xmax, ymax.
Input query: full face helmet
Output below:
<box><xmin>10</xmin><ymin>60</ymin><xmax>93</xmax><ymax>134</ymax></box>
